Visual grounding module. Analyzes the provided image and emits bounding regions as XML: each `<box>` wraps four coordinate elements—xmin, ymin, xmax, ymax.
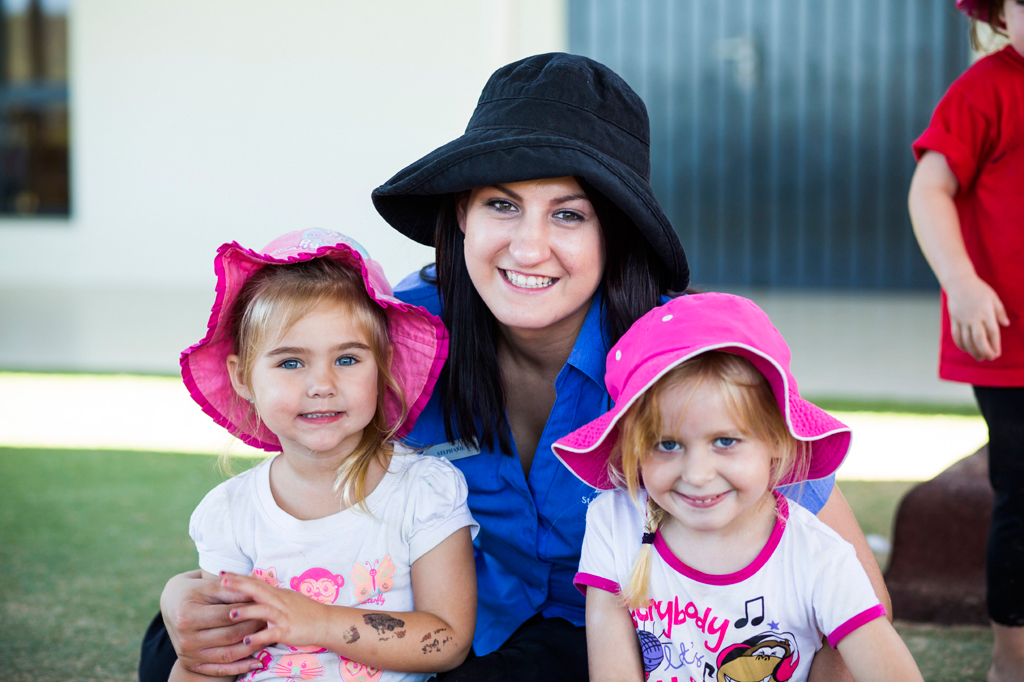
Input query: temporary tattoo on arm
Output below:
<box><xmin>343</xmin><ymin>626</ymin><xmax>360</xmax><ymax>644</ymax></box>
<box><xmin>362</xmin><ymin>610</ymin><xmax>405</xmax><ymax>638</ymax></box>
<box><xmin>421</xmin><ymin>628</ymin><xmax>453</xmax><ymax>655</ymax></box>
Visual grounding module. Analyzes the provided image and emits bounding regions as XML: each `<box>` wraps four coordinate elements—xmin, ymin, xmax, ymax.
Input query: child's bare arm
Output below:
<box><xmin>909</xmin><ymin>150</ymin><xmax>1009</xmax><ymax>360</ymax></box>
<box><xmin>585</xmin><ymin>587</ymin><xmax>643</xmax><ymax>682</ymax></box>
<box><xmin>221</xmin><ymin>527</ymin><xmax>476</xmax><ymax>673</ymax></box>
<box><xmin>836</xmin><ymin>617</ymin><xmax>924</xmax><ymax>682</ymax></box>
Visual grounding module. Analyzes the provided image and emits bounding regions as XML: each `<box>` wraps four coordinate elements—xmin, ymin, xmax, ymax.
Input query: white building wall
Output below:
<box><xmin>0</xmin><ymin>0</ymin><xmax>567</xmax><ymax>288</ymax></box>
<box><xmin>0</xmin><ymin>0</ymin><xmax>567</xmax><ymax>374</ymax></box>
<box><xmin>0</xmin><ymin>0</ymin><xmax>974</xmax><ymax>407</ymax></box>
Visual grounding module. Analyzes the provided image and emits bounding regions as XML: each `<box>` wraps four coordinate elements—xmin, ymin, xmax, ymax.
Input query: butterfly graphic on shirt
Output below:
<box><xmin>351</xmin><ymin>555</ymin><xmax>396</xmax><ymax>605</ymax></box>
<box><xmin>338</xmin><ymin>656</ymin><xmax>382</xmax><ymax>682</ymax></box>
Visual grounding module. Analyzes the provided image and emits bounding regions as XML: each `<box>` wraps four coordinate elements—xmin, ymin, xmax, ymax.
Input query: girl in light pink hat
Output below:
<box><xmin>169</xmin><ymin>230</ymin><xmax>478</xmax><ymax>682</ymax></box>
<box><xmin>553</xmin><ymin>293</ymin><xmax>923</xmax><ymax>682</ymax></box>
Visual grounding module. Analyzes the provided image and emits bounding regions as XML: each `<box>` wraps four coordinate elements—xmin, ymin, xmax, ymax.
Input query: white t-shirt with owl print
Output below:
<box><xmin>574</xmin><ymin>489</ymin><xmax>885</xmax><ymax>682</ymax></box>
<box><xmin>189</xmin><ymin>449</ymin><xmax>478</xmax><ymax>682</ymax></box>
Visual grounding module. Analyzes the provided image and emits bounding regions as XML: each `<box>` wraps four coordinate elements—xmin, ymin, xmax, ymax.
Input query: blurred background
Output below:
<box><xmin>0</xmin><ymin>1</ymin><xmax>1008</xmax><ymax>679</ymax></box>
<box><xmin>0</xmin><ymin>0</ymin><xmax>986</xmax><ymax>405</ymax></box>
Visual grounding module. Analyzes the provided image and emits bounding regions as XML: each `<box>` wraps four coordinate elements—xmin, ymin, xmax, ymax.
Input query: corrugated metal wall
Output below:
<box><xmin>569</xmin><ymin>0</ymin><xmax>971</xmax><ymax>289</ymax></box>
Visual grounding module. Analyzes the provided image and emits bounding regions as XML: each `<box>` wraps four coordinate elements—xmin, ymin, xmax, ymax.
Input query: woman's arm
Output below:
<box><xmin>806</xmin><ymin>485</ymin><xmax>890</xmax><ymax>682</ymax></box>
<box><xmin>909</xmin><ymin>150</ymin><xmax>1009</xmax><ymax>360</ymax></box>
<box><xmin>168</xmin><ymin>658</ymin><xmax>235</xmax><ymax>682</ymax></box>
<box><xmin>585</xmin><ymin>587</ymin><xmax>643</xmax><ymax>682</ymax></box>
<box><xmin>836</xmin><ymin>618</ymin><xmax>924</xmax><ymax>682</ymax></box>
<box><xmin>223</xmin><ymin>527</ymin><xmax>476</xmax><ymax>673</ymax></box>
<box><xmin>160</xmin><ymin>570</ymin><xmax>266</xmax><ymax>677</ymax></box>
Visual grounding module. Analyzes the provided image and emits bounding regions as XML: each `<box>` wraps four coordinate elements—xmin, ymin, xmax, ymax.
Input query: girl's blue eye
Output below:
<box><xmin>655</xmin><ymin>440</ymin><xmax>682</xmax><ymax>452</ymax></box>
<box><xmin>335</xmin><ymin>355</ymin><xmax>357</xmax><ymax>366</ymax></box>
<box><xmin>714</xmin><ymin>437</ymin><xmax>738</xmax><ymax>448</ymax></box>
<box><xmin>279</xmin><ymin>359</ymin><xmax>301</xmax><ymax>370</ymax></box>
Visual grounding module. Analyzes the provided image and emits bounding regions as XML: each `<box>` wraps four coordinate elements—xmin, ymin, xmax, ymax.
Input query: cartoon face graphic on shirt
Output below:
<box><xmin>289</xmin><ymin>566</ymin><xmax>346</xmax><ymax>604</ymax></box>
<box><xmin>716</xmin><ymin>631</ymin><xmax>800</xmax><ymax>682</ymax></box>
<box><xmin>270</xmin><ymin>653</ymin><xmax>324</xmax><ymax>680</ymax></box>
<box><xmin>250</xmin><ymin>566</ymin><xmax>280</xmax><ymax>588</ymax></box>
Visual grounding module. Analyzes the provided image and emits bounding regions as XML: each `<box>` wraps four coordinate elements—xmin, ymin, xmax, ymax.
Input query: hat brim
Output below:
<box><xmin>180</xmin><ymin>241</ymin><xmax>448</xmax><ymax>452</ymax></box>
<box><xmin>552</xmin><ymin>342</ymin><xmax>851</xmax><ymax>490</ymax></box>
<box><xmin>372</xmin><ymin>127</ymin><xmax>690</xmax><ymax>291</ymax></box>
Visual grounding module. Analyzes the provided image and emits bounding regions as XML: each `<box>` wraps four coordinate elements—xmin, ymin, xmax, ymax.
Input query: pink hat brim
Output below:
<box><xmin>553</xmin><ymin>343</ymin><xmax>851</xmax><ymax>491</ymax></box>
<box><xmin>180</xmin><ymin>237</ymin><xmax>448</xmax><ymax>452</ymax></box>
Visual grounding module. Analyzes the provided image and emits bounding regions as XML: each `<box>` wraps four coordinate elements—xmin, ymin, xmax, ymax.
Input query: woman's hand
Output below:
<box><xmin>220</xmin><ymin>573</ymin><xmax>329</xmax><ymax>651</ymax></box>
<box><xmin>160</xmin><ymin>569</ymin><xmax>267</xmax><ymax>677</ymax></box>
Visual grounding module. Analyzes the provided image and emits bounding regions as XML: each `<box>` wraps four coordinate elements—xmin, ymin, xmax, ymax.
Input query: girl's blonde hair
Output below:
<box><xmin>968</xmin><ymin>0</ymin><xmax>1009</xmax><ymax>51</ymax></box>
<box><xmin>608</xmin><ymin>352</ymin><xmax>810</xmax><ymax>608</ymax></box>
<box><xmin>227</xmin><ymin>257</ymin><xmax>407</xmax><ymax>512</ymax></box>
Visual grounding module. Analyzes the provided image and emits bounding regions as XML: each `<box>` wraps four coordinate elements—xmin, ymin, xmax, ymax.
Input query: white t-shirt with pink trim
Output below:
<box><xmin>575</xmin><ymin>490</ymin><xmax>885</xmax><ymax>682</ymax></box>
<box><xmin>189</xmin><ymin>450</ymin><xmax>478</xmax><ymax>682</ymax></box>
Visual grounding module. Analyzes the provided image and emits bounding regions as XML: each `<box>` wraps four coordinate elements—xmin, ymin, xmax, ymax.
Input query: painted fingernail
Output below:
<box><xmin>219</xmin><ymin>571</ymin><xmax>226</xmax><ymax>576</ymax></box>
<box><xmin>244</xmin><ymin>636</ymin><xmax>252</xmax><ymax>645</ymax></box>
<box><xmin>230</xmin><ymin>609</ymin><xmax>239</xmax><ymax>619</ymax></box>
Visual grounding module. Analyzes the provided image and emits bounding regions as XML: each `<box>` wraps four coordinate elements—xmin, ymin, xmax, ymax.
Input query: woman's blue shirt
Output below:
<box><xmin>393</xmin><ymin>267</ymin><xmax>835</xmax><ymax>654</ymax></box>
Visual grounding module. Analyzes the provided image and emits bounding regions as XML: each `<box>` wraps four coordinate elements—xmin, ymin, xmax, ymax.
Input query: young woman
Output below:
<box><xmin>145</xmin><ymin>53</ymin><xmax>887</xmax><ymax>682</ymax></box>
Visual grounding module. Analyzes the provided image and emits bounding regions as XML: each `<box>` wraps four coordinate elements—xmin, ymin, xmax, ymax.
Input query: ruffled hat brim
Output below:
<box><xmin>180</xmin><ymin>233</ymin><xmax>448</xmax><ymax>452</ymax></box>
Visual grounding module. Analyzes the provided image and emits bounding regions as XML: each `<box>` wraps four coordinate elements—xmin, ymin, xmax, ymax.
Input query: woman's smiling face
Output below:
<box><xmin>457</xmin><ymin>176</ymin><xmax>606</xmax><ymax>334</ymax></box>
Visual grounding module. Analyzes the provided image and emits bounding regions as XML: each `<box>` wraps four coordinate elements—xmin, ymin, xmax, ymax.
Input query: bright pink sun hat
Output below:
<box><xmin>180</xmin><ymin>229</ymin><xmax>448</xmax><ymax>452</ymax></box>
<box><xmin>552</xmin><ymin>292</ymin><xmax>851</xmax><ymax>490</ymax></box>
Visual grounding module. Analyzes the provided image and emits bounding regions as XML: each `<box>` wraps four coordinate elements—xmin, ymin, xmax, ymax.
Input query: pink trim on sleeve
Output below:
<box><xmin>573</xmin><ymin>572</ymin><xmax>621</xmax><ymax>597</ymax></box>
<box><xmin>827</xmin><ymin>604</ymin><xmax>888</xmax><ymax>648</ymax></box>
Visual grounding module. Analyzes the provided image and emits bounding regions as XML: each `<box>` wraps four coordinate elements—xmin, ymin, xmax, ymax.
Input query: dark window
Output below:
<box><xmin>0</xmin><ymin>0</ymin><xmax>69</xmax><ymax>217</ymax></box>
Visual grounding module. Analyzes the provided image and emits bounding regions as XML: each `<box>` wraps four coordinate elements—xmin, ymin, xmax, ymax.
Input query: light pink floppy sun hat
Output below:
<box><xmin>181</xmin><ymin>229</ymin><xmax>448</xmax><ymax>452</ymax></box>
<box><xmin>552</xmin><ymin>292</ymin><xmax>851</xmax><ymax>490</ymax></box>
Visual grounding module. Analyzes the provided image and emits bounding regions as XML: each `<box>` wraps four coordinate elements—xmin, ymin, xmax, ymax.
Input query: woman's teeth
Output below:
<box><xmin>503</xmin><ymin>270</ymin><xmax>555</xmax><ymax>289</ymax></box>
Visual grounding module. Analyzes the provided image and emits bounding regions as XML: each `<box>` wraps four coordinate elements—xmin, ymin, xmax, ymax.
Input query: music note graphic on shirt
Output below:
<box><xmin>735</xmin><ymin>596</ymin><xmax>765</xmax><ymax>628</ymax></box>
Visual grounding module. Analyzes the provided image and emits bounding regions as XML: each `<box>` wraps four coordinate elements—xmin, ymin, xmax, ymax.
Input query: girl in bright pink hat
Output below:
<box><xmin>909</xmin><ymin>1</ymin><xmax>1024</xmax><ymax>679</ymax></box>
<box><xmin>169</xmin><ymin>230</ymin><xmax>478</xmax><ymax>682</ymax></box>
<box><xmin>553</xmin><ymin>293</ymin><xmax>923</xmax><ymax>682</ymax></box>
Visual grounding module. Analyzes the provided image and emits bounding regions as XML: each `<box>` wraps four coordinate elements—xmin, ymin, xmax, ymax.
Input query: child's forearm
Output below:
<box><xmin>290</xmin><ymin>605</ymin><xmax>469</xmax><ymax>673</ymax></box>
<box><xmin>908</xmin><ymin>151</ymin><xmax>976</xmax><ymax>289</ymax></box>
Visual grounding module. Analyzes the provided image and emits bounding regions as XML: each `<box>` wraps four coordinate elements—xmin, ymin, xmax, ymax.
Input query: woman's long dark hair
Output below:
<box><xmin>426</xmin><ymin>179</ymin><xmax>675</xmax><ymax>457</ymax></box>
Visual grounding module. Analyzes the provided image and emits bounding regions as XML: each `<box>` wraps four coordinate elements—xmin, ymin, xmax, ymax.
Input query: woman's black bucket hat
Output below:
<box><xmin>371</xmin><ymin>52</ymin><xmax>690</xmax><ymax>292</ymax></box>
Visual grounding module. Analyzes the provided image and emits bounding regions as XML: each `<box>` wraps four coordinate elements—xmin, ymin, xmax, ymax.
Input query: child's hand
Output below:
<box><xmin>221</xmin><ymin>572</ymin><xmax>329</xmax><ymax>651</ymax></box>
<box><xmin>946</xmin><ymin>273</ymin><xmax>1010</xmax><ymax>361</ymax></box>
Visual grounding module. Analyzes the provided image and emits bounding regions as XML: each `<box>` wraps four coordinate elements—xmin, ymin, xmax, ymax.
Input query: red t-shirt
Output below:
<box><xmin>913</xmin><ymin>46</ymin><xmax>1024</xmax><ymax>387</ymax></box>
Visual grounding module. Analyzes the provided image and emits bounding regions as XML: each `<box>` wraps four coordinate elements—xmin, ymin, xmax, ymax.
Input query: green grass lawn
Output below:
<box><xmin>0</xmin><ymin>447</ymin><xmax>235</xmax><ymax>681</ymax></box>
<box><xmin>0</xmin><ymin>447</ymin><xmax>995</xmax><ymax>681</ymax></box>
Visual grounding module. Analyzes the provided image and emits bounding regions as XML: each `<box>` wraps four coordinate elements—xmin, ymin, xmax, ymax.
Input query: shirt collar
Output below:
<box><xmin>566</xmin><ymin>288</ymin><xmax>610</xmax><ymax>388</ymax></box>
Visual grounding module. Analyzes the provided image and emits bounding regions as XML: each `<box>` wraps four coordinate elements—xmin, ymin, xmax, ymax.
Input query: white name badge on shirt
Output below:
<box><xmin>422</xmin><ymin>441</ymin><xmax>482</xmax><ymax>462</ymax></box>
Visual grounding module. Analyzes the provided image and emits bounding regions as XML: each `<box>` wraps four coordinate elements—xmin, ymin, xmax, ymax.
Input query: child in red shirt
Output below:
<box><xmin>909</xmin><ymin>1</ymin><xmax>1024</xmax><ymax>680</ymax></box>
